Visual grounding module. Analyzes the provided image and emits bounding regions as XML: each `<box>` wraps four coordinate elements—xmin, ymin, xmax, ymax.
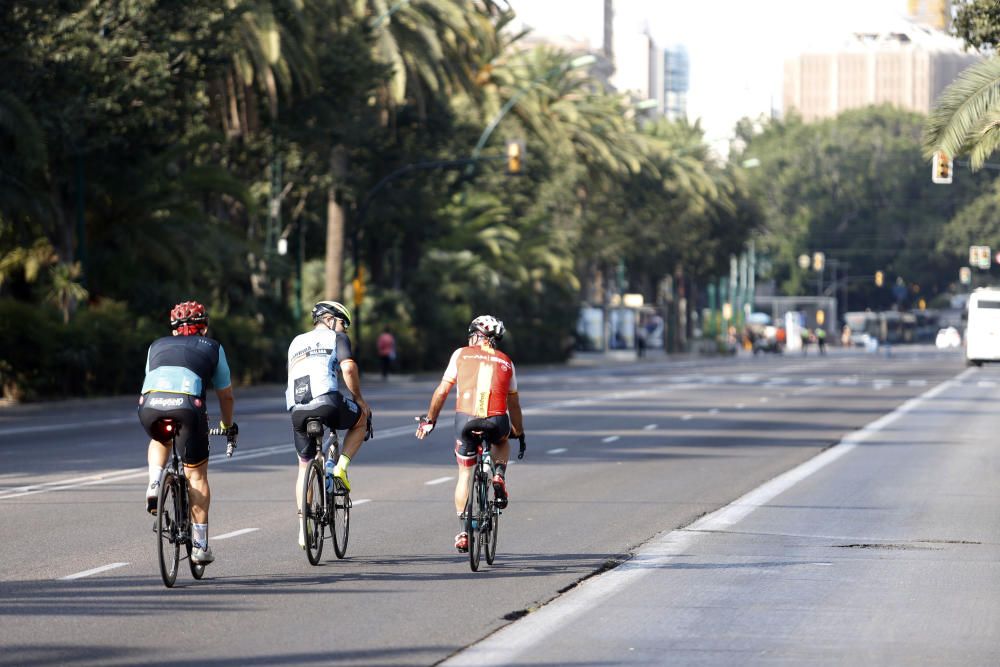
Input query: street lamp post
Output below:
<box><xmin>466</xmin><ymin>54</ymin><xmax>597</xmax><ymax>176</ymax></box>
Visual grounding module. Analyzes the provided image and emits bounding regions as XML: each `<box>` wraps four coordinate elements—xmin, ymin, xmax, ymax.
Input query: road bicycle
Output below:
<box><xmin>151</xmin><ymin>418</ymin><xmax>238</xmax><ymax>588</ymax></box>
<box><xmin>300</xmin><ymin>418</ymin><xmax>358</xmax><ymax>564</ymax></box>
<box><xmin>459</xmin><ymin>419</ymin><xmax>526</xmax><ymax>572</ymax></box>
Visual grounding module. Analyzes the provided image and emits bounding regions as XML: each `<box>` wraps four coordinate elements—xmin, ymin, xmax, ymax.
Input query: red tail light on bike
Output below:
<box><xmin>151</xmin><ymin>419</ymin><xmax>176</xmax><ymax>442</ymax></box>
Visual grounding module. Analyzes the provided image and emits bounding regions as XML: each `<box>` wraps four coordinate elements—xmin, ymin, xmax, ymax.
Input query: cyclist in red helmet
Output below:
<box><xmin>415</xmin><ymin>315</ymin><xmax>524</xmax><ymax>553</ymax></box>
<box><xmin>137</xmin><ymin>300</ymin><xmax>236</xmax><ymax>566</ymax></box>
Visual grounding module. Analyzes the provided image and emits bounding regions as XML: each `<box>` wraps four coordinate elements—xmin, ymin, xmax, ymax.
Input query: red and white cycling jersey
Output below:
<box><xmin>442</xmin><ymin>345</ymin><xmax>517</xmax><ymax>417</ymax></box>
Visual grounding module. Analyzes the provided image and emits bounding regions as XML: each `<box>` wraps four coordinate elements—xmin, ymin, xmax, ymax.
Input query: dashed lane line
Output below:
<box><xmin>425</xmin><ymin>476</ymin><xmax>454</xmax><ymax>486</ymax></box>
<box><xmin>602</xmin><ymin>436</ymin><xmax>620</xmax><ymax>443</ymax></box>
<box><xmin>546</xmin><ymin>448</ymin><xmax>568</xmax><ymax>455</ymax></box>
<box><xmin>59</xmin><ymin>562</ymin><xmax>129</xmax><ymax>581</ymax></box>
<box><xmin>643</xmin><ymin>424</ymin><xmax>658</xmax><ymax>431</ymax></box>
<box><xmin>214</xmin><ymin>528</ymin><xmax>260</xmax><ymax>540</ymax></box>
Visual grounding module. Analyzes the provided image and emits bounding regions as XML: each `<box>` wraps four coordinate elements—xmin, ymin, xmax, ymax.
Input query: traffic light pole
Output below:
<box><xmin>351</xmin><ymin>155</ymin><xmax>506</xmax><ymax>366</ymax></box>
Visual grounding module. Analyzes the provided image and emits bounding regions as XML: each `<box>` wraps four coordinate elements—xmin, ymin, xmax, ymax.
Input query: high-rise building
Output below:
<box><xmin>783</xmin><ymin>21</ymin><xmax>981</xmax><ymax>122</ymax></box>
<box><xmin>662</xmin><ymin>46</ymin><xmax>689</xmax><ymax>120</ymax></box>
<box><xmin>908</xmin><ymin>0</ymin><xmax>951</xmax><ymax>31</ymax></box>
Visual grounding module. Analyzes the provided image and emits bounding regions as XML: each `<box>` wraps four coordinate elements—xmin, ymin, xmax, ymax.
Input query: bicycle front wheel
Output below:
<box><xmin>156</xmin><ymin>472</ymin><xmax>180</xmax><ymax>588</ymax></box>
<box><xmin>484</xmin><ymin>482</ymin><xmax>499</xmax><ymax>565</ymax></box>
<box><xmin>302</xmin><ymin>459</ymin><xmax>325</xmax><ymax>565</ymax></box>
<box><xmin>332</xmin><ymin>483</ymin><xmax>350</xmax><ymax>559</ymax></box>
<box><xmin>176</xmin><ymin>479</ymin><xmax>206</xmax><ymax>580</ymax></box>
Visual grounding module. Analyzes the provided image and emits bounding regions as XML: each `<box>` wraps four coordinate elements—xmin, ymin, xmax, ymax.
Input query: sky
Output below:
<box><xmin>509</xmin><ymin>0</ymin><xmax>911</xmax><ymax>147</ymax></box>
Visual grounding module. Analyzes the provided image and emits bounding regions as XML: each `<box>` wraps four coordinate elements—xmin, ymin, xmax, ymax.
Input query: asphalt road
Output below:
<box><xmin>1</xmin><ymin>345</ymin><xmax>992</xmax><ymax>666</ymax></box>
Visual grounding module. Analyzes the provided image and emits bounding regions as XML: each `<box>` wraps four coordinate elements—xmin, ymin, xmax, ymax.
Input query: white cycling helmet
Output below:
<box><xmin>469</xmin><ymin>315</ymin><xmax>505</xmax><ymax>342</ymax></box>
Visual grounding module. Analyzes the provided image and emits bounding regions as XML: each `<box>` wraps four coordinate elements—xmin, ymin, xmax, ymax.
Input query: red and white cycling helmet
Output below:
<box><xmin>170</xmin><ymin>300</ymin><xmax>208</xmax><ymax>336</ymax></box>
<box><xmin>469</xmin><ymin>315</ymin><xmax>505</xmax><ymax>342</ymax></box>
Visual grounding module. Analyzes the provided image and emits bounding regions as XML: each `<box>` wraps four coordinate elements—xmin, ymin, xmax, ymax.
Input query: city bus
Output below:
<box><xmin>964</xmin><ymin>288</ymin><xmax>1000</xmax><ymax>366</ymax></box>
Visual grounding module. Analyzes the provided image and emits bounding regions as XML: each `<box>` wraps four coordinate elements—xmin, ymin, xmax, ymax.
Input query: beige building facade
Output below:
<box><xmin>784</xmin><ymin>24</ymin><xmax>980</xmax><ymax>122</ymax></box>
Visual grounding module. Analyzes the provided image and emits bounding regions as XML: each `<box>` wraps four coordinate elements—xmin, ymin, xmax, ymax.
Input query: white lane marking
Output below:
<box><xmin>681</xmin><ymin>414</ymin><xmax>694</xmax><ymax>421</ymax></box>
<box><xmin>735</xmin><ymin>404</ymin><xmax>745</xmax><ymax>410</ymax></box>
<box><xmin>59</xmin><ymin>562</ymin><xmax>129</xmax><ymax>580</ymax></box>
<box><xmin>837</xmin><ymin>378</ymin><xmax>859</xmax><ymax>386</ymax></box>
<box><xmin>908</xmin><ymin>380</ymin><xmax>927</xmax><ymax>387</ymax></box>
<box><xmin>602</xmin><ymin>436</ymin><xmax>620</xmax><ymax>443</ymax></box>
<box><xmin>708</xmin><ymin>408</ymin><xmax>719</xmax><ymax>414</ymax></box>
<box><xmin>0</xmin><ymin>417</ymin><xmax>134</xmax><ymax>437</ymax></box>
<box><xmin>442</xmin><ymin>369</ymin><xmax>973</xmax><ymax>667</ymax></box>
<box><xmin>873</xmin><ymin>379</ymin><xmax>892</xmax><ymax>390</ymax></box>
<box><xmin>546</xmin><ymin>448</ymin><xmax>568</xmax><ymax>455</ymax></box>
<box><xmin>425</xmin><ymin>476</ymin><xmax>454</xmax><ymax>486</ymax></box>
<box><xmin>214</xmin><ymin>528</ymin><xmax>259</xmax><ymax>540</ymax></box>
<box><xmin>736</xmin><ymin>375</ymin><xmax>759</xmax><ymax>384</ymax></box>
<box><xmin>643</xmin><ymin>424</ymin><xmax>657</xmax><ymax>431</ymax></box>
<box><xmin>353</xmin><ymin>498</ymin><xmax>372</xmax><ymax>506</ymax></box>
<box><xmin>759</xmin><ymin>397</ymin><xmax>769</xmax><ymax>403</ymax></box>
<box><xmin>977</xmin><ymin>381</ymin><xmax>996</xmax><ymax>388</ymax></box>
<box><xmin>0</xmin><ymin>441</ymin><xmax>295</xmax><ymax>500</ymax></box>
<box><xmin>3</xmin><ymin>384</ymin><xmax>688</xmax><ymax>502</ymax></box>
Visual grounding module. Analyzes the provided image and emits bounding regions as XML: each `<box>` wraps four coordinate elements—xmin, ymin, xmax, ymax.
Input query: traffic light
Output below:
<box><xmin>874</xmin><ymin>270</ymin><xmax>884</xmax><ymax>287</ymax></box>
<box><xmin>506</xmin><ymin>139</ymin><xmax>523</xmax><ymax>174</ymax></box>
<box><xmin>932</xmin><ymin>150</ymin><xmax>953</xmax><ymax>184</ymax></box>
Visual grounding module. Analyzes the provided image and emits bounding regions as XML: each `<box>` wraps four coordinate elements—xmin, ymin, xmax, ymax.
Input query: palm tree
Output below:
<box><xmin>923</xmin><ymin>57</ymin><xmax>1000</xmax><ymax>170</ymax></box>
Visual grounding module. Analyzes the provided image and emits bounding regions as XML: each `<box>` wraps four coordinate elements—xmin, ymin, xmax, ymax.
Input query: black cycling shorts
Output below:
<box><xmin>138</xmin><ymin>393</ymin><xmax>210</xmax><ymax>466</ymax></box>
<box><xmin>453</xmin><ymin>412</ymin><xmax>511</xmax><ymax>464</ymax></box>
<box><xmin>290</xmin><ymin>392</ymin><xmax>362</xmax><ymax>460</ymax></box>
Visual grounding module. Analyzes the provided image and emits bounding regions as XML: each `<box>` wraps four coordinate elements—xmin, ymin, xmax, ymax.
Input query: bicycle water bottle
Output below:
<box><xmin>325</xmin><ymin>458</ymin><xmax>335</xmax><ymax>493</ymax></box>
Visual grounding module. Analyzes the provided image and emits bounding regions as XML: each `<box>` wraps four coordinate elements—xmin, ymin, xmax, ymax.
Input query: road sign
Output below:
<box><xmin>960</xmin><ymin>266</ymin><xmax>972</xmax><ymax>284</ymax></box>
<box><xmin>969</xmin><ymin>245</ymin><xmax>991</xmax><ymax>270</ymax></box>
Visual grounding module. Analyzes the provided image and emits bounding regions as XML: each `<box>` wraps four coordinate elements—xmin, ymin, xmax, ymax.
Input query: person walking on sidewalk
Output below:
<box><xmin>377</xmin><ymin>327</ymin><xmax>397</xmax><ymax>380</ymax></box>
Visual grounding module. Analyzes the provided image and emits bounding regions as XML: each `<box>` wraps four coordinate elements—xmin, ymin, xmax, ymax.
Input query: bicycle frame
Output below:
<box><xmin>301</xmin><ymin>419</ymin><xmax>351</xmax><ymax>564</ymax></box>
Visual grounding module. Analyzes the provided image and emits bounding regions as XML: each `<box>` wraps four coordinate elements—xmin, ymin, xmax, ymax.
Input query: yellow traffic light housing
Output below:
<box><xmin>931</xmin><ymin>151</ymin><xmax>953</xmax><ymax>184</ymax></box>
<box><xmin>506</xmin><ymin>139</ymin><xmax>523</xmax><ymax>175</ymax></box>
<box><xmin>875</xmin><ymin>270</ymin><xmax>884</xmax><ymax>287</ymax></box>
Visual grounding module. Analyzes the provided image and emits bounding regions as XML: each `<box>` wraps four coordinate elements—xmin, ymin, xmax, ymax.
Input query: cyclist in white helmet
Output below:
<box><xmin>416</xmin><ymin>315</ymin><xmax>524</xmax><ymax>553</ymax></box>
<box><xmin>287</xmin><ymin>301</ymin><xmax>371</xmax><ymax>548</ymax></box>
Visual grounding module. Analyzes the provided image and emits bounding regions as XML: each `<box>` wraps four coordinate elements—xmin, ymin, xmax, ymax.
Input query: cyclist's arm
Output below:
<box><xmin>425</xmin><ymin>380</ymin><xmax>453</xmax><ymax>424</ymax></box>
<box><xmin>216</xmin><ymin>385</ymin><xmax>235</xmax><ymax>427</ymax></box>
<box><xmin>340</xmin><ymin>358</ymin><xmax>369</xmax><ymax>413</ymax></box>
<box><xmin>508</xmin><ymin>391</ymin><xmax>523</xmax><ymax>437</ymax></box>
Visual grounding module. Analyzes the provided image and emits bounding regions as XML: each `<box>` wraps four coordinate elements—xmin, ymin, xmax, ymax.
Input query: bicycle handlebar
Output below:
<box><xmin>209</xmin><ymin>421</ymin><xmax>239</xmax><ymax>457</ymax></box>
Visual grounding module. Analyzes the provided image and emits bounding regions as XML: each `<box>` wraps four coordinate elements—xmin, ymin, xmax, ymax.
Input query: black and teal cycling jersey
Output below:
<box><xmin>140</xmin><ymin>335</ymin><xmax>232</xmax><ymax>399</ymax></box>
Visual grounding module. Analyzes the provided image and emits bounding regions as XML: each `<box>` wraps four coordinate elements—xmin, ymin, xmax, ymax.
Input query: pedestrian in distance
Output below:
<box><xmin>636</xmin><ymin>323</ymin><xmax>647</xmax><ymax>358</ymax></box>
<box><xmin>415</xmin><ymin>315</ymin><xmax>525</xmax><ymax>553</ymax></box>
<box><xmin>816</xmin><ymin>327</ymin><xmax>827</xmax><ymax>355</ymax></box>
<box><xmin>138</xmin><ymin>300</ymin><xmax>237</xmax><ymax>566</ymax></box>
<box><xmin>377</xmin><ymin>326</ymin><xmax>397</xmax><ymax>380</ymax></box>
<box><xmin>286</xmin><ymin>301</ymin><xmax>371</xmax><ymax>549</ymax></box>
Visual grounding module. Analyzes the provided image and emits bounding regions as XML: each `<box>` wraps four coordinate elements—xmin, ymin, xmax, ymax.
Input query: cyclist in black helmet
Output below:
<box><xmin>286</xmin><ymin>301</ymin><xmax>371</xmax><ymax>549</ymax></box>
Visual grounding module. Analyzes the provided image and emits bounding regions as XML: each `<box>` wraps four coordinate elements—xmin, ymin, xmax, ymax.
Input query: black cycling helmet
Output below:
<box><xmin>312</xmin><ymin>301</ymin><xmax>352</xmax><ymax>328</ymax></box>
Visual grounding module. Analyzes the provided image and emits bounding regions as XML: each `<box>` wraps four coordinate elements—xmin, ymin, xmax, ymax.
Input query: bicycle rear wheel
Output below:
<box><xmin>302</xmin><ymin>459</ymin><xmax>325</xmax><ymax>565</ymax></box>
<box><xmin>156</xmin><ymin>472</ymin><xmax>180</xmax><ymax>588</ymax></box>
<box><xmin>331</xmin><ymin>483</ymin><xmax>350</xmax><ymax>559</ymax></box>
<box><xmin>467</xmin><ymin>469</ymin><xmax>485</xmax><ymax>571</ymax></box>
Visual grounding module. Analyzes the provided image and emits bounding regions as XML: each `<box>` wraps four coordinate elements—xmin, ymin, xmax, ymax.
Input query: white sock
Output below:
<box><xmin>193</xmin><ymin>523</ymin><xmax>208</xmax><ymax>548</ymax></box>
<box><xmin>148</xmin><ymin>465</ymin><xmax>163</xmax><ymax>488</ymax></box>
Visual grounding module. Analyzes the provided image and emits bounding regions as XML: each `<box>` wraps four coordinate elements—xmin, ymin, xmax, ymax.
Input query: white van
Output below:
<box><xmin>964</xmin><ymin>288</ymin><xmax>1000</xmax><ymax>366</ymax></box>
